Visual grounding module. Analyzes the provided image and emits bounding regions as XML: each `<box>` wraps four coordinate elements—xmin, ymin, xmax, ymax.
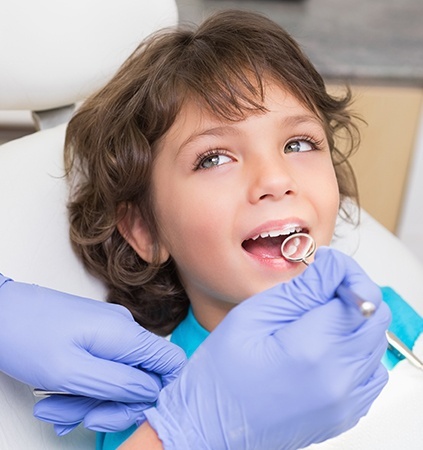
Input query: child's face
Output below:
<box><xmin>134</xmin><ymin>82</ymin><xmax>339</xmax><ymax>330</ymax></box>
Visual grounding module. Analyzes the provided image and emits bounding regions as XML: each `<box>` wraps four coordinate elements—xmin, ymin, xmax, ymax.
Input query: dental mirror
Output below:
<box><xmin>281</xmin><ymin>233</ymin><xmax>376</xmax><ymax>318</ymax></box>
<box><xmin>280</xmin><ymin>232</ymin><xmax>316</xmax><ymax>265</ymax></box>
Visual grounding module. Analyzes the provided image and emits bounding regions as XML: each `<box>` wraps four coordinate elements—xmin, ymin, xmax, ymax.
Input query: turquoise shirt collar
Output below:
<box><xmin>170</xmin><ymin>307</ymin><xmax>210</xmax><ymax>358</ymax></box>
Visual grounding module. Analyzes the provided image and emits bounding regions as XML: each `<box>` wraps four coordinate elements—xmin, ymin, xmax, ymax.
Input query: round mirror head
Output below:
<box><xmin>281</xmin><ymin>233</ymin><xmax>316</xmax><ymax>263</ymax></box>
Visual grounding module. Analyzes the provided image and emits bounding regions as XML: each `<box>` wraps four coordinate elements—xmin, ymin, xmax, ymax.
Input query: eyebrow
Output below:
<box><xmin>179</xmin><ymin>113</ymin><xmax>324</xmax><ymax>153</ymax></box>
<box><xmin>282</xmin><ymin>114</ymin><xmax>324</xmax><ymax>128</ymax></box>
<box><xmin>179</xmin><ymin>125</ymin><xmax>241</xmax><ymax>151</ymax></box>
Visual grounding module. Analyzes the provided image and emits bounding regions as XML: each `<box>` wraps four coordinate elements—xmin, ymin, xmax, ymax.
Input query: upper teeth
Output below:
<box><xmin>251</xmin><ymin>226</ymin><xmax>302</xmax><ymax>241</ymax></box>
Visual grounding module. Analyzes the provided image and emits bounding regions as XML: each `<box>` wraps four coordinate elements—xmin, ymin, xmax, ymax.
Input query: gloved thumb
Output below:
<box><xmin>83</xmin><ymin>401</ymin><xmax>150</xmax><ymax>432</ymax></box>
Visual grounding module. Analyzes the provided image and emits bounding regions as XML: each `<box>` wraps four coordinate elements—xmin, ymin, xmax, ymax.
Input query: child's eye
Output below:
<box><xmin>194</xmin><ymin>150</ymin><xmax>233</xmax><ymax>170</ymax></box>
<box><xmin>284</xmin><ymin>139</ymin><xmax>315</xmax><ymax>154</ymax></box>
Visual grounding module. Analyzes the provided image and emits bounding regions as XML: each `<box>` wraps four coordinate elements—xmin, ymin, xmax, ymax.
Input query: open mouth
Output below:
<box><xmin>242</xmin><ymin>227</ymin><xmax>308</xmax><ymax>259</ymax></box>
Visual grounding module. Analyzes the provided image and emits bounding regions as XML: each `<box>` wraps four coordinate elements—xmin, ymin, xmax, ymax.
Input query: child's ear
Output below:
<box><xmin>117</xmin><ymin>204</ymin><xmax>169</xmax><ymax>264</ymax></box>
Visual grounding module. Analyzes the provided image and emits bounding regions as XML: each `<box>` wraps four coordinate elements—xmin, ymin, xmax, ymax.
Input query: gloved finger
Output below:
<box><xmin>314</xmin><ymin>247</ymin><xmax>384</xmax><ymax>309</ymax></box>
<box><xmin>272</xmin><ymin>299</ymin><xmax>386</xmax><ymax>384</ymax></box>
<box><xmin>49</xmin><ymin>354</ymin><xmax>164</xmax><ymax>402</ymax></box>
<box><xmin>34</xmin><ymin>395</ymin><xmax>150</xmax><ymax>434</ymax></box>
<box><xmin>344</xmin><ymin>338</ymin><xmax>388</xmax><ymax>387</ymax></box>
<box><xmin>343</xmin><ymin>300</ymin><xmax>391</xmax><ymax>353</ymax></box>
<box><xmin>286</xmin><ymin>297</ymin><xmax>387</xmax><ymax>357</ymax></box>
<box><xmin>293</xmin><ymin>246</ymin><xmax>383</xmax><ymax>313</ymax></box>
<box><xmin>54</xmin><ymin>423</ymin><xmax>80</xmax><ymax>436</ymax></box>
<box><xmin>327</xmin><ymin>303</ymin><xmax>390</xmax><ymax>383</ymax></box>
<box><xmin>83</xmin><ymin>401</ymin><xmax>150</xmax><ymax>432</ymax></box>
<box><xmin>34</xmin><ymin>395</ymin><xmax>102</xmax><ymax>426</ymax></box>
<box><xmin>86</xmin><ymin>318</ymin><xmax>187</xmax><ymax>387</ymax></box>
<box><xmin>322</xmin><ymin>296</ymin><xmax>390</xmax><ymax>352</ymax></box>
<box><xmin>350</xmin><ymin>363</ymin><xmax>389</xmax><ymax>418</ymax></box>
<box><xmin>311</xmin><ymin>363</ymin><xmax>389</xmax><ymax>446</ymax></box>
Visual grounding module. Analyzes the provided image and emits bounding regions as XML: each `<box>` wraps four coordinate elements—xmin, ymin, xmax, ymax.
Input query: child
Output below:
<box><xmin>65</xmin><ymin>8</ymin><xmax>359</xmax><ymax>336</ymax></box>
<box><xmin>63</xmin><ymin>9</ymin><xmax>421</xmax><ymax>450</ymax></box>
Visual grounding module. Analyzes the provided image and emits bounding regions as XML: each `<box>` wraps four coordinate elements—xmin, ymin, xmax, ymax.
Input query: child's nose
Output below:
<box><xmin>247</xmin><ymin>155</ymin><xmax>298</xmax><ymax>203</ymax></box>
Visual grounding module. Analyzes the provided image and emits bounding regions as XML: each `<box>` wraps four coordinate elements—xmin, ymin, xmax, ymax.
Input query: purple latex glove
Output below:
<box><xmin>0</xmin><ymin>275</ymin><xmax>186</xmax><ymax>434</ymax></box>
<box><xmin>143</xmin><ymin>248</ymin><xmax>391</xmax><ymax>450</ymax></box>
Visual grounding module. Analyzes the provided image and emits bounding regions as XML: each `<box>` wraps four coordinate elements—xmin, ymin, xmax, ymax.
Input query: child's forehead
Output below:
<box><xmin>179</xmin><ymin>81</ymin><xmax>322</xmax><ymax>128</ymax></box>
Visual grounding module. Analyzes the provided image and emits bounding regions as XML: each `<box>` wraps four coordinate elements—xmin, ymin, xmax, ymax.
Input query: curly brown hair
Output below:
<box><xmin>64</xmin><ymin>9</ymin><xmax>360</xmax><ymax>336</ymax></box>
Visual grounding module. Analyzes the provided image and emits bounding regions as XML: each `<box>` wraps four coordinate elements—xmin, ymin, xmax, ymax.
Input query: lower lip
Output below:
<box><xmin>243</xmin><ymin>249</ymin><xmax>298</xmax><ymax>270</ymax></box>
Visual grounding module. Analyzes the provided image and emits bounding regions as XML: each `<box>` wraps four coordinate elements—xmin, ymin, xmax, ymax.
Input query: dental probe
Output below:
<box><xmin>336</xmin><ymin>284</ymin><xmax>376</xmax><ymax>318</ymax></box>
<box><xmin>386</xmin><ymin>330</ymin><xmax>423</xmax><ymax>371</ymax></box>
<box><xmin>33</xmin><ymin>389</ymin><xmax>72</xmax><ymax>397</ymax></box>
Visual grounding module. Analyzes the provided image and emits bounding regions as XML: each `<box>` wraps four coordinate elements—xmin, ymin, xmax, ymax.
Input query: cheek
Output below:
<box><xmin>329</xmin><ymin>167</ymin><xmax>341</xmax><ymax>211</ymax></box>
<box><xmin>324</xmin><ymin>168</ymin><xmax>340</xmax><ymax>209</ymax></box>
<box><xmin>153</xmin><ymin>181</ymin><xmax>223</xmax><ymax>259</ymax></box>
<box><xmin>317</xmin><ymin>167</ymin><xmax>340</xmax><ymax>239</ymax></box>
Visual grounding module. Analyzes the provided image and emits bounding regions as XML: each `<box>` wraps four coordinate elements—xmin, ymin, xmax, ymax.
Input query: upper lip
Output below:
<box><xmin>243</xmin><ymin>219</ymin><xmax>309</xmax><ymax>242</ymax></box>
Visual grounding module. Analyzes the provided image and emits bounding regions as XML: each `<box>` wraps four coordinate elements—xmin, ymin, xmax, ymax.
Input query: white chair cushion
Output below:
<box><xmin>0</xmin><ymin>125</ymin><xmax>102</xmax><ymax>449</ymax></box>
<box><xmin>0</xmin><ymin>0</ymin><xmax>178</xmax><ymax>111</ymax></box>
<box><xmin>0</xmin><ymin>124</ymin><xmax>107</xmax><ymax>299</ymax></box>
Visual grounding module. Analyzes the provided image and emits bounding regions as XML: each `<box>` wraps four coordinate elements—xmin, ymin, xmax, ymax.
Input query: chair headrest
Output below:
<box><xmin>1</xmin><ymin>0</ymin><xmax>178</xmax><ymax>111</ymax></box>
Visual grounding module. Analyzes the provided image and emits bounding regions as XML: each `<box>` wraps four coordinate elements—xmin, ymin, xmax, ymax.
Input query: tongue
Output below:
<box><xmin>242</xmin><ymin>236</ymin><xmax>284</xmax><ymax>259</ymax></box>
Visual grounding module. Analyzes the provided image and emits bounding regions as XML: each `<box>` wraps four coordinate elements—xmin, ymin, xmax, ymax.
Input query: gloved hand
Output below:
<box><xmin>141</xmin><ymin>248</ymin><xmax>391</xmax><ymax>450</ymax></box>
<box><xmin>0</xmin><ymin>275</ymin><xmax>186</xmax><ymax>434</ymax></box>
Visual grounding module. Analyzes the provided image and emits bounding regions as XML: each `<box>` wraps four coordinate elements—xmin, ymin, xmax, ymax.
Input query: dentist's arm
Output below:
<box><xmin>121</xmin><ymin>248</ymin><xmax>391</xmax><ymax>450</ymax></box>
<box><xmin>0</xmin><ymin>274</ymin><xmax>187</xmax><ymax>434</ymax></box>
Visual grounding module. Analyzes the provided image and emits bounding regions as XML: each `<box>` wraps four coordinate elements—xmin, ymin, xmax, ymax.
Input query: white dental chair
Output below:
<box><xmin>0</xmin><ymin>1</ymin><xmax>178</xmax><ymax>448</ymax></box>
<box><xmin>1</xmin><ymin>1</ymin><xmax>423</xmax><ymax>448</ymax></box>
